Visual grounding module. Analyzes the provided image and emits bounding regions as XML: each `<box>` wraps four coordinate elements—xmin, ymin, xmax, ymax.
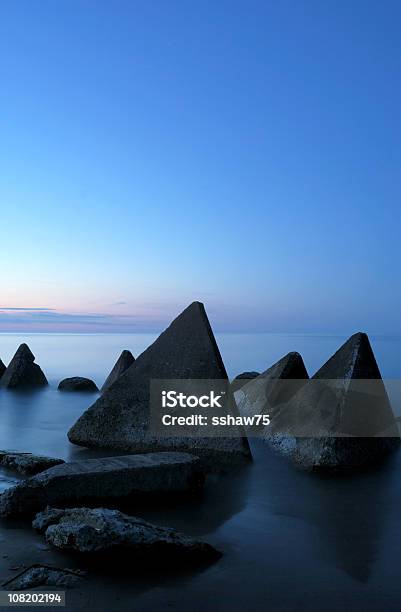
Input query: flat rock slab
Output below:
<box><xmin>101</xmin><ymin>350</ymin><xmax>135</xmax><ymax>393</ymax></box>
<box><xmin>33</xmin><ymin>506</ymin><xmax>221</xmax><ymax>565</ymax></box>
<box><xmin>3</xmin><ymin>564</ymin><xmax>83</xmax><ymax>590</ymax></box>
<box><xmin>58</xmin><ymin>377</ymin><xmax>98</xmax><ymax>392</ymax></box>
<box><xmin>0</xmin><ymin>451</ymin><xmax>64</xmax><ymax>476</ymax></box>
<box><xmin>0</xmin><ymin>452</ymin><xmax>203</xmax><ymax>517</ymax></box>
<box><xmin>68</xmin><ymin>302</ymin><xmax>251</xmax><ymax>469</ymax></box>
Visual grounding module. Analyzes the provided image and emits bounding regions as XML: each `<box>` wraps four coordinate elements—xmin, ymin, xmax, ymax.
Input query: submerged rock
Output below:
<box><xmin>58</xmin><ymin>377</ymin><xmax>98</xmax><ymax>392</ymax></box>
<box><xmin>0</xmin><ymin>452</ymin><xmax>203</xmax><ymax>517</ymax></box>
<box><xmin>3</xmin><ymin>564</ymin><xmax>82</xmax><ymax>590</ymax></box>
<box><xmin>101</xmin><ymin>350</ymin><xmax>135</xmax><ymax>393</ymax></box>
<box><xmin>68</xmin><ymin>302</ymin><xmax>251</xmax><ymax>469</ymax></box>
<box><xmin>231</xmin><ymin>371</ymin><xmax>260</xmax><ymax>392</ymax></box>
<box><xmin>0</xmin><ymin>359</ymin><xmax>6</xmax><ymax>379</ymax></box>
<box><xmin>0</xmin><ymin>451</ymin><xmax>64</xmax><ymax>476</ymax></box>
<box><xmin>0</xmin><ymin>344</ymin><xmax>47</xmax><ymax>389</ymax></box>
<box><xmin>264</xmin><ymin>333</ymin><xmax>400</xmax><ymax>471</ymax></box>
<box><xmin>235</xmin><ymin>352</ymin><xmax>309</xmax><ymax>418</ymax></box>
<box><xmin>33</xmin><ymin>506</ymin><xmax>221</xmax><ymax>564</ymax></box>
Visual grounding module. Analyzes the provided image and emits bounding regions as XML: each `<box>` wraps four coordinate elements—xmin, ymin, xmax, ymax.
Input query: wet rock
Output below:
<box><xmin>0</xmin><ymin>359</ymin><xmax>6</xmax><ymax>379</ymax></box>
<box><xmin>68</xmin><ymin>302</ymin><xmax>251</xmax><ymax>469</ymax></box>
<box><xmin>58</xmin><ymin>377</ymin><xmax>98</xmax><ymax>392</ymax></box>
<box><xmin>3</xmin><ymin>564</ymin><xmax>82</xmax><ymax>590</ymax></box>
<box><xmin>33</xmin><ymin>506</ymin><xmax>221</xmax><ymax>565</ymax></box>
<box><xmin>0</xmin><ymin>344</ymin><xmax>47</xmax><ymax>389</ymax></box>
<box><xmin>264</xmin><ymin>333</ymin><xmax>400</xmax><ymax>471</ymax></box>
<box><xmin>0</xmin><ymin>452</ymin><xmax>203</xmax><ymax>517</ymax></box>
<box><xmin>235</xmin><ymin>352</ymin><xmax>309</xmax><ymax>418</ymax></box>
<box><xmin>231</xmin><ymin>371</ymin><xmax>260</xmax><ymax>392</ymax></box>
<box><xmin>101</xmin><ymin>350</ymin><xmax>135</xmax><ymax>393</ymax></box>
<box><xmin>0</xmin><ymin>451</ymin><xmax>64</xmax><ymax>476</ymax></box>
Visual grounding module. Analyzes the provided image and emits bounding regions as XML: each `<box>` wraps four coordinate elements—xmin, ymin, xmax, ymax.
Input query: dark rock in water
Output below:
<box><xmin>235</xmin><ymin>352</ymin><xmax>309</xmax><ymax>418</ymax></box>
<box><xmin>3</xmin><ymin>564</ymin><xmax>82</xmax><ymax>590</ymax></box>
<box><xmin>33</xmin><ymin>506</ymin><xmax>221</xmax><ymax>565</ymax></box>
<box><xmin>0</xmin><ymin>344</ymin><xmax>47</xmax><ymax>389</ymax></box>
<box><xmin>231</xmin><ymin>371</ymin><xmax>260</xmax><ymax>392</ymax></box>
<box><xmin>264</xmin><ymin>333</ymin><xmax>400</xmax><ymax>472</ymax></box>
<box><xmin>68</xmin><ymin>302</ymin><xmax>251</xmax><ymax>469</ymax></box>
<box><xmin>58</xmin><ymin>377</ymin><xmax>98</xmax><ymax>392</ymax></box>
<box><xmin>0</xmin><ymin>451</ymin><xmax>64</xmax><ymax>476</ymax></box>
<box><xmin>101</xmin><ymin>350</ymin><xmax>135</xmax><ymax>393</ymax></box>
<box><xmin>0</xmin><ymin>452</ymin><xmax>203</xmax><ymax>517</ymax></box>
<box><xmin>0</xmin><ymin>359</ymin><xmax>6</xmax><ymax>379</ymax></box>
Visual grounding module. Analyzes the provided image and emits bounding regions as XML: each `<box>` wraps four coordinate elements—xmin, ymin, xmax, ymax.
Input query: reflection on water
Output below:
<box><xmin>0</xmin><ymin>333</ymin><xmax>401</xmax><ymax>610</ymax></box>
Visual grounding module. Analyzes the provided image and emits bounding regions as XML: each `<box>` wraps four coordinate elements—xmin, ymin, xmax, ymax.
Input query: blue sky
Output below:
<box><xmin>1</xmin><ymin>0</ymin><xmax>401</xmax><ymax>333</ymax></box>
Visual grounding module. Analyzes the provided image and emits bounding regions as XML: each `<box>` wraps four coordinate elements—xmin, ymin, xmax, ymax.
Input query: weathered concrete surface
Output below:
<box><xmin>101</xmin><ymin>350</ymin><xmax>135</xmax><ymax>393</ymax></box>
<box><xmin>0</xmin><ymin>359</ymin><xmax>6</xmax><ymax>379</ymax></box>
<box><xmin>0</xmin><ymin>451</ymin><xmax>64</xmax><ymax>476</ymax></box>
<box><xmin>58</xmin><ymin>377</ymin><xmax>98</xmax><ymax>392</ymax></box>
<box><xmin>264</xmin><ymin>333</ymin><xmax>400</xmax><ymax>472</ymax></box>
<box><xmin>231</xmin><ymin>371</ymin><xmax>260</xmax><ymax>393</ymax></box>
<box><xmin>33</xmin><ymin>506</ymin><xmax>221</xmax><ymax>564</ymax></box>
<box><xmin>235</xmin><ymin>352</ymin><xmax>309</xmax><ymax>419</ymax></box>
<box><xmin>0</xmin><ymin>344</ymin><xmax>48</xmax><ymax>389</ymax></box>
<box><xmin>0</xmin><ymin>452</ymin><xmax>203</xmax><ymax>517</ymax></box>
<box><xmin>3</xmin><ymin>565</ymin><xmax>83</xmax><ymax>590</ymax></box>
<box><xmin>68</xmin><ymin>302</ymin><xmax>251</xmax><ymax>468</ymax></box>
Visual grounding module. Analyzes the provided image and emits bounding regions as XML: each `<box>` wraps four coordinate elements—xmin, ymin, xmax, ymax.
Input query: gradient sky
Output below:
<box><xmin>1</xmin><ymin>0</ymin><xmax>401</xmax><ymax>333</ymax></box>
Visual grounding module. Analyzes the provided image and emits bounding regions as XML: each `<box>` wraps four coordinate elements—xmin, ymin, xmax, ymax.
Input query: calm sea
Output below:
<box><xmin>0</xmin><ymin>332</ymin><xmax>401</xmax><ymax>611</ymax></box>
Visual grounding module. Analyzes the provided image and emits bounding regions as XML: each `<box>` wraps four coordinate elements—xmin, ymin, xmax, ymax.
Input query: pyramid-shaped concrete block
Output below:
<box><xmin>231</xmin><ymin>371</ymin><xmax>259</xmax><ymax>393</ymax></box>
<box><xmin>265</xmin><ymin>333</ymin><xmax>400</xmax><ymax>471</ymax></box>
<box><xmin>101</xmin><ymin>350</ymin><xmax>135</xmax><ymax>393</ymax></box>
<box><xmin>0</xmin><ymin>344</ymin><xmax>48</xmax><ymax>389</ymax></box>
<box><xmin>235</xmin><ymin>352</ymin><xmax>309</xmax><ymax>418</ymax></box>
<box><xmin>68</xmin><ymin>302</ymin><xmax>251</xmax><ymax>468</ymax></box>
<box><xmin>0</xmin><ymin>359</ymin><xmax>6</xmax><ymax>380</ymax></box>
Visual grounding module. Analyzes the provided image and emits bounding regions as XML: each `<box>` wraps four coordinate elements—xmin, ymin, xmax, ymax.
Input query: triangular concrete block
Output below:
<box><xmin>0</xmin><ymin>344</ymin><xmax>48</xmax><ymax>389</ymax></box>
<box><xmin>101</xmin><ymin>350</ymin><xmax>135</xmax><ymax>393</ymax></box>
<box><xmin>69</xmin><ymin>302</ymin><xmax>251</xmax><ymax>468</ymax></box>
<box><xmin>235</xmin><ymin>352</ymin><xmax>308</xmax><ymax>418</ymax></box>
<box><xmin>0</xmin><ymin>359</ymin><xmax>6</xmax><ymax>380</ymax></box>
<box><xmin>265</xmin><ymin>333</ymin><xmax>400</xmax><ymax>471</ymax></box>
<box><xmin>231</xmin><ymin>371</ymin><xmax>259</xmax><ymax>393</ymax></box>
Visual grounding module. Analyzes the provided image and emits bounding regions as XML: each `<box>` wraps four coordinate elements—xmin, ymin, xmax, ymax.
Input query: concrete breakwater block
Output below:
<box><xmin>0</xmin><ymin>344</ymin><xmax>48</xmax><ymax>389</ymax></box>
<box><xmin>68</xmin><ymin>302</ymin><xmax>251</xmax><ymax>468</ymax></box>
<box><xmin>0</xmin><ymin>452</ymin><xmax>203</xmax><ymax>517</ymax></box>
<box><xmin>101</xmin><ymin>349</ymin><xmax>135</xmax><ymax>393</ymax></box>
<box><xmin>264</xmin><ymin>333</ymin><xmax>400</xmax><ymax>471</ymax></box>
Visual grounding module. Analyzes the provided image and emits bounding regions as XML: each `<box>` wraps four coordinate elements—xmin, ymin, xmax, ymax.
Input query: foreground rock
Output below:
<box><xmin>231</xmin><ymin>371</ymin><xmax>260</xmax><ymax>392</ymax></box>
<box><xmin>235</xmin><ymin>352</ymin><xmax>309</xmax><ymax>419</ymax></box>
<box><xmin>3</xmin><ymin>564</ymin><xmax>83</xmax><ymax>590</ymax></box>
<box><xmin>0</xmin><ymin>451</ymin><xmax>64</xmax><ymax>476</ymax></box>
<box><xmin>68</xmin><ymin>302</ymin><xmax>251</xmax><ymax>469</ymax></box>
<box><xmin>264</xmin><ymin>333</ymin><xmax>400</xmax><ymax>471</ymax></box>
<box><xmin>0</xmin><ymin>359</ymin><xmax>6</xmax><ymax>379</ymax></box>
<box><xmin>33</xmin><ymin>506</ymin><xmax>221</xmax><ymax>565</ymax></box>
<box><xmin>0</xmin><ymin>344</ymin><xmax>47</xmax><ymax>389</ymax></box>
<box><xmin>0</xmin><ymin>452</ymin><xmax>203</xmax><ymax>517</ymax></box>
<box><xmin>101</xmin><ymin>350</ymin><xmax>135</xmax><ymax>393</ymax></box>
<box><xmin>58</xmin><ymin>377</ymin><xmax>98</xmax><ymax>392</ymax></box>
